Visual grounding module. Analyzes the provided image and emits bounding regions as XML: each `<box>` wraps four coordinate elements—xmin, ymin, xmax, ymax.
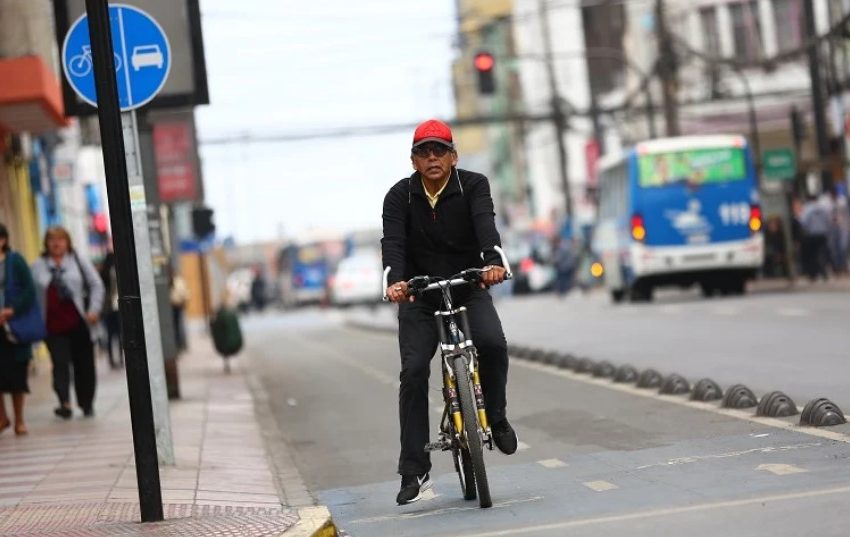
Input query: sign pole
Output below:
<box><xmin>83</xmin><ymin>0</ymin><xmax>163</xmax><ymax>522</ymax></box>
<box><xmin>122</xmin><ymin>110</ymin><xmax>175</xmax><ymax>465</ymax></box>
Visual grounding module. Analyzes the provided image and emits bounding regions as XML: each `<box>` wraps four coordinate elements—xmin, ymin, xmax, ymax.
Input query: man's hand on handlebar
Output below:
<box><xmin>480</xmin><ymin>265</ymin><xmax>507</xmax><ymax>289</ymax></box>
<box><xmin>386</xmin><ymin>281</ymin><xmax>414</xmax><ymax>303</ymax></box>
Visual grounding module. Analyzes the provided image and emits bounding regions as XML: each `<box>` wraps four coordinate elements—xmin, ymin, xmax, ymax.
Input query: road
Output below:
<box><xmin>243</xmin><ymin>288</ymin><xmax>850</xmax><ymax>536</ymax></box>
<box><xmin>349</xmin><ymin>282</ymin><xmax>850</xmax><ymax>410</ymax></box>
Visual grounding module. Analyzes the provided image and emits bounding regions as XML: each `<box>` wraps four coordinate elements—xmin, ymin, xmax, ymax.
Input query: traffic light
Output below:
<box><xmin>474</xmin><ymin>51</ymin><xmax>496</xmax><ymax>95</ymax></box>
<box><xmin>191</xmin><ymin>206</ymin><xmax>215</xmax><ymax>239</ymax></box>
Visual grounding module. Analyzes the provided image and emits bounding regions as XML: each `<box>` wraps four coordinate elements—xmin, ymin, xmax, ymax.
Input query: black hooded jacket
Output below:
<box><xmin>381</xmin><ymin>168</ymin><xmax>503</xmax><ymax>288</ymax></box>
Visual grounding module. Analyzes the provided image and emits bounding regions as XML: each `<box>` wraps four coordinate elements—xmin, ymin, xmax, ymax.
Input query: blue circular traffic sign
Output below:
<box><xmin>62</xmin><ymin>4</ymin><xmax>171</xmax><ymax>111</ymax></box>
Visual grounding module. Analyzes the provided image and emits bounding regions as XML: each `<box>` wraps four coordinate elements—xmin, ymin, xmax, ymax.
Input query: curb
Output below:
<box><xmin>284</xmin><ymin>506</ymin><xmax>338</xmax><ymax>537</ymax></box>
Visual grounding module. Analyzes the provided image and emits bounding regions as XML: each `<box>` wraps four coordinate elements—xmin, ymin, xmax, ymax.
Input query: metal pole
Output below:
<box><xmin>83</xmin><ymin>0</ymin><xmax>163</xmax><ymax>522</ymax></box>
<box><xmin>538</xmin><ymin>0</ymin><xmax>573</xmax><ymax>220</ymax></box>
<box><xmin>655</xmin><ymin>0</ymin><xmax>680</xmax><ymax>136</ymax></box>
<box><xmin>804</xmin><ymin>0</ymin><xmax>833</xmax><ymax>193</ymax></box>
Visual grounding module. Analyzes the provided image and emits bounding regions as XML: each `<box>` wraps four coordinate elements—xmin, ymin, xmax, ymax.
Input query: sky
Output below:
<box><xmin>195</xmin><ymin>1</ymin><xmax>458</xmax><ymax>244</ymax></box>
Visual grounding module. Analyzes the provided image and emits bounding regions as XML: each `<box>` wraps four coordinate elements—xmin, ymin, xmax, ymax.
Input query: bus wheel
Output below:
<box><xmin>629</xmin><ymin>284</ymin><xmax>654</xmax><ymax>303</ymax></box>
<box><xmin>611</xmin><ymin>289</ymin><xmax>626</xmax><ymax>304</ymax></box>
<box><xmin>700</xmin><ymin>282</ymin><xmax>717</xmax><ymax>298</ymax></box>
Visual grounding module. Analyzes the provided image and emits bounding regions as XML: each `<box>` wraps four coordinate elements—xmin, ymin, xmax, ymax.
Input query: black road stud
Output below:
<box><xmin>691</xmin><ymin>378</ymin><xmax>724</xmax><ymax>401</ymax></box>
<box><xmin>575</xmin><ymin>358</ymin><xmax>596</xmax><ymax>374</ymax></box>
<box><xmin>555</xmin><ymin>353</ymin><xmax>577</xmax><ymax>370</ymax></box>
<box><xmin>660</xmin><ymin>374</ymin><xmax>691</xmax><ymax>395</ymax></box>
<box><xmin>722</xmin><ymin>384</ymin><xmax>759</xmax><ymax>408</ymax></box>
<box><xmin>592</xmin><ymin>361</ymin><xmax>616</xmax><ymax>378</ymax></box>
<box><xmin>637</xmin><ymin>369</ymin><xmax>663</xmax><ymax>389</ymax></box>
<box><xmin>756</xmin><ymin>391</ymin><xmax>798</xmax><ymax>417</ymax></box>
<box><xmin>614</xmin><ymin>365</ymin><xmax>639</xmax><ymax>383</ymax></box>
<box><xmin>800</xmin><ymin>398</ymin><xmax>847</xmax><ymax>427</ymax></box>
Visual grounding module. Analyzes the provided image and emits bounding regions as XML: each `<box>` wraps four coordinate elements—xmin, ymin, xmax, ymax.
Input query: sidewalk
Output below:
<box><xmin>0</xmin><ymin>333</ymin><xmax>335</xmax><ymax>536</ymax></box>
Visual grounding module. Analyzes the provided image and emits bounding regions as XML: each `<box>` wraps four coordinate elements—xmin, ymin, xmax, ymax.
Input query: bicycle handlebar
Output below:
<box><xmin>382</xmin><ymin>245</ymin><xmax>513</xmax><ymax>302</ymax></box>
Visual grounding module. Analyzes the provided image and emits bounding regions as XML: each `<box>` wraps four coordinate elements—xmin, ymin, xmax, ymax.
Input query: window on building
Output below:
<box><xmin>773</xmin><ymin>0</ymin><xmax>803</xmax><ymax>52</ymax></box>
<box><xmin>730</xmin><ymin>1</ymin><xmax>763</xmax><ymax>62</ymax></box>
<box><xmin>828</xmin><ymin>0</ymin><xmax>850</xmax><ymax>24</ymax></box>
<box><xmin>700</xmin><ymin>7</ymin><xmax>721</xmax><ymax>56</ymax></box>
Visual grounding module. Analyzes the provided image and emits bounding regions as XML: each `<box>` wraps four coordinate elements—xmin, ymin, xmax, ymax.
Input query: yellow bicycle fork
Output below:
<box><xmin>444</xmin><ymin>360</ymin><xmax>489</xmax><ymax>441</ymax></box>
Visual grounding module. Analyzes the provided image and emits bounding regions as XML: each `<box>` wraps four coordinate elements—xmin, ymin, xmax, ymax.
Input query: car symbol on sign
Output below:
<box><xmin>131</xmin><ymin>44</ymin><xmax>164</xmax><ymax>71</ymax></box>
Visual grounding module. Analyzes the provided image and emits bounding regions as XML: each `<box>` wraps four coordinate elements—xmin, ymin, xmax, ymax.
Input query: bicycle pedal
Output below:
<box><xmin>424</xmin><ymin>440</ymin><xmax>452</xmax><ymax>452</ymax></box>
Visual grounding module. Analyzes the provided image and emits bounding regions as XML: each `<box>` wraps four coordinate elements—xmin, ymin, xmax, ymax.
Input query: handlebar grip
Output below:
<box><xmin>382</xmin><ymin>266</ymin><xmax>391</xmax><ymax>302</ymax></box>
<box><xmin>492</xmin><ymin>245</ymin><xmax>513</xmax><ymax>280</ymax></box>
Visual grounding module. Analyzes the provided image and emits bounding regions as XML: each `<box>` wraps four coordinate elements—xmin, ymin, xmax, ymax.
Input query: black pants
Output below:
<box><xmin>801</xmin><ymin>234</ymin><xmax>829</xmax><ymax>281</ymax></box>
<box><xmin>46</xmin><ymin>322</ymin><xmax>96</xmax><ymax>410</ymax></box>
<box><xmin>397</xmin><ymin>288</ymin><xmax>509</xmax><ymax>476</ymax></box>
<box><xmin>104</xmin><ymin>311</ymin><xmax>123</xmax><ymax>368</ymax></box>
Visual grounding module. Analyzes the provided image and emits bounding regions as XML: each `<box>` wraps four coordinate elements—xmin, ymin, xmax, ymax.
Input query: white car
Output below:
<box><xmin>131</xmin><ymin>44</ymin><xmax>164</xmax><ymax>71</ymax></box>
<box><xmin>330</xmin><ymin>253</ymin><xmax>384</xmax><ymax>307</ymax></box>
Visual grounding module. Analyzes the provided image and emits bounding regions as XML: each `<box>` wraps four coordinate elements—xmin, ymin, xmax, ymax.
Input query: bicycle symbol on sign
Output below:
<box><xmin>68</xmin><ymin>45</ymin><xmax>122</xmax><ymax>77</ymax></box>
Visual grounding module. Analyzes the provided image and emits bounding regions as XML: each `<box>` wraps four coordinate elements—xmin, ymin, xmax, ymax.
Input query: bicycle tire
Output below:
<box><xmin>454</xmin><ymin>354</ymin><xmax>491</xmax><ymax>508</ymax></box>
<box><xmin>453</xmin><ymin>445</ymin><xmax>476</xmax><ymax>500</ymax></box>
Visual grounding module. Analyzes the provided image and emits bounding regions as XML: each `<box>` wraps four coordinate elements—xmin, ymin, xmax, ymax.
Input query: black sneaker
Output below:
<box><xmin>54</xmin><ymin>407</ymin><xmax>72</xmax><ymax>420</ymax></box>
<box><xmin>492</xmin><ymin>419</ymin><xmax>518</xmax><ymax>454</ymax></box>
<box><xmin>396</xmin><ymin>473</ymin><xmax>432</xmax><ymax>505</ymax></box>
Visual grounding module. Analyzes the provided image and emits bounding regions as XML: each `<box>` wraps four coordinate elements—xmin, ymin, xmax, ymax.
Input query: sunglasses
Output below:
<box><xmin>412</xmin><ymin>143</ymin><xmax>452</xmax><ymax>158</ymax></box>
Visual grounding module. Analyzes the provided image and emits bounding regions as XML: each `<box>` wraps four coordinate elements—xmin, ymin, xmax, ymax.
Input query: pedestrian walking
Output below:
<box><xmin>31</xmin><ymin>227</ymin><xmax>104</xmax><ymax>419</ymax></box>
<box><xmin>553</xmin><ymin>238</ymin><xmax>577</xmax><ymax>297</ymax></box>
<box><xmin>169</xmin><ymin>265</ymin><xmax>189</xmax><ymax>352</ymax></box>
<box><xmin>98</xmin><ymin>251</ymin><xmax>122</xmax><ymax>369</ymax></box>
<box><xmin>800</xmin><ymin>195</ymin><xmax>831</xmax><ymax>281</ymax></box>
<box><xmin>0</xmin><ymin>223</ymin><xmax>40</xmax><ymax>436</ymax></box>
<box><xmin>828</xmin><ymin>190</ymin><xmax>850</xmax><ymax>275</ymax></box>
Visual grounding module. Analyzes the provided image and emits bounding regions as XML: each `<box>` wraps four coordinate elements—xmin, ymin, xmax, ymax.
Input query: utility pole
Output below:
<box><xmin>538</xmin><ymin>0</ymin><xmax>573</xmax><ymax>221</ymax></box>
<box><xmin>655</xmin><ymin>0</ymin><xmax>680</xmax><ymax>136</ymax></box>
<box><xmin>804</xmin><ymin>0</ymin><xmax>833</xmax><ymax>194</ymax></box>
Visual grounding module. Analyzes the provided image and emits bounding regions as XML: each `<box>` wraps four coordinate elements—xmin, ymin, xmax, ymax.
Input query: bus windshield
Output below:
<box><xmin>637</xmin><ymin>147</ymin><xmax>747</xmax><ymax>188</ymax></box>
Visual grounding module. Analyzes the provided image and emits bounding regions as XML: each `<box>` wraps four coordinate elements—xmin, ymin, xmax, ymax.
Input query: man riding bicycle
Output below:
<box><xmin>382</xmin><ymin>119</ymin><xmax>518</xmax><ymax>505</ymax></box>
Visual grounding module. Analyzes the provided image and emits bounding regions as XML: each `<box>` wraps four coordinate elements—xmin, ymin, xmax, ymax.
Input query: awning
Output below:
<box><xmin>0</xmin><ymin>56</ymin><xmax>67</xmax><ymax>134</ymax></box>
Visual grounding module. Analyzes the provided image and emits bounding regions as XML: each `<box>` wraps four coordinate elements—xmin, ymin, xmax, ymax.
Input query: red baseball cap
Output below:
<box><xmin>412</xmin><ymin>119</ymin><xmax>454</xmax><ymax>149</ymax></box>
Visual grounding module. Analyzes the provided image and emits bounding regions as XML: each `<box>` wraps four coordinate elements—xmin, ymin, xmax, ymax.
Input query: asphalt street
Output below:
<box><xmin>349</xmin><ymin>282</ymin><xmax>850</xmax><ymax>411</ymax></box>
<box><xmin>243</xmin><ymin>295</ymin><xmax>850</xmax><ymax>537</ymax></box>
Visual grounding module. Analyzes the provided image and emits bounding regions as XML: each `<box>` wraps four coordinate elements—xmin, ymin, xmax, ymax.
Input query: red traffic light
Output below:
<box><xmin>474</xmin><ymin>52</ymin><xmax>494</xmax><ymax>72</ymax></box>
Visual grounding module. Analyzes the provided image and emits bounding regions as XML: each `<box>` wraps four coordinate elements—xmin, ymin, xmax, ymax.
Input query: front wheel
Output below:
<box><xmin>454</xmin><ymin>354</ymin><xmax>491</xmax><ymax>508</ymax></box>
<box><xmin>453</xmin><ymin>446</ymin><xmax>476</xmax><ymax>500</ymax></box>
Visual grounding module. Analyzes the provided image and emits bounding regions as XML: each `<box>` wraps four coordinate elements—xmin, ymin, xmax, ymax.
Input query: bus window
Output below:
<box><xmin>638</xmin><ymin>147</ymin><xmax>747</xmax><ymax>187</ymax></box>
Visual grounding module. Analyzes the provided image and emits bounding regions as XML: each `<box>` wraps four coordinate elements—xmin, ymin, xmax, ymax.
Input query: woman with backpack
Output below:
<box><xmin>31</xmin><ymin>227</ymin><xmax>104</xmax><ymax>419</ymax></box>
<box><xmin>0</xmin><ymin>223</ymin><xmax>39</xmax><ymax>435</ymax></box>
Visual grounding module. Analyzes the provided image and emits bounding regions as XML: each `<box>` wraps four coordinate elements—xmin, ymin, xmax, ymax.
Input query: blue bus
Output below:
<box><xmin>277</xmin><ymin>242</ymin><xmax>333</xmax><ymax>307</ymax></box>
<box><xmin>593</xmin><ymin>135</ymin><xmax>764</xmax><ymax>302</ymax></box>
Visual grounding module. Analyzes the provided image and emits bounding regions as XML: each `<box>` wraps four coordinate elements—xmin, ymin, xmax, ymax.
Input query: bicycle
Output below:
<box><xmin>68</xmin><ymin>45</ymin><xmax>122</xmax><ymax>77</ymax></box>
<box><xmin>383</xmin><ymin>246</ymin><xmax>513</xmax><ymax>508</ymax></box>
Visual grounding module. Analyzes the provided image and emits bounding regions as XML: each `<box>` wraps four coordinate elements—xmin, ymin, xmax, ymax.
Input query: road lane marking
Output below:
<box><xmin>583</xmin><ymin>480</ymin><xmax>618</xmax><ymax>492</ymax></box>
<box><xmin>349</xmin><ymin>495</ymin><xmax>544</xmax><ymax>525</ymax></box>
<box><xmin>511</xmin><ymin>359</ymin><xmax>850</xmax><ymax>445</ymax></box>
<box><xmin>757</xmin><ymin>463</ymin><xmax>807</xmax><ymax>475</ymax></box>
<box><xmin>537</xmin><ymin>458</ymin><xmax>567</xmax><ymax>469</ymax></box>
<box><xmin>635</xmin><ymin>443</ymin><xmax>821</xmax><ymax>470</ymax></box>
<box><xmin>453</xmin><ymin>485</ymin><xmax>850</xmax><ymax>537</ymax></box>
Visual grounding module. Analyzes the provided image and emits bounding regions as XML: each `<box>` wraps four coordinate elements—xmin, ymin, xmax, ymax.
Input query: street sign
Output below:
<box><xmin>762</xmin><ymin>148</ymin><xmax>796</xmax><ymax>181</ymax></box>
<box><xmin>62</xmin><ymin>4</ymin><xmax>171</xmax><ymax>112</ymax></box>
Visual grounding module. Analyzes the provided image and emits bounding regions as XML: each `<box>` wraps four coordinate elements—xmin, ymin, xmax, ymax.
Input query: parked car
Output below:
<box><xmin>329</xmin><ymin>251</ymin><xmax>384</xmax><ymax>307</ymax></box>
